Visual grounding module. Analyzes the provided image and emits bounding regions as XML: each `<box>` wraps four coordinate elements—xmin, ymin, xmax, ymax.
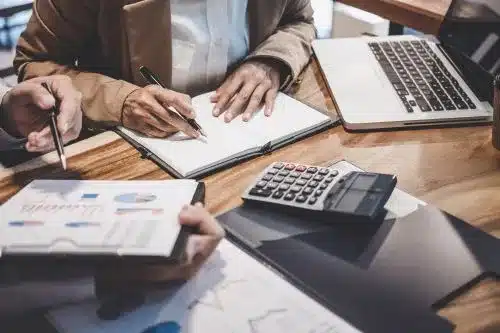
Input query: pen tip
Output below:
<box><xmin>61</xmin><ymin>155</ymin><xmax>67</xmax><ymax>170</ymax></box>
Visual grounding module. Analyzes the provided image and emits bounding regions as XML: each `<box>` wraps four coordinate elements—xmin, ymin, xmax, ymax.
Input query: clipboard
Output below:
<box><xmin>0</xmin><ymin>180</ymin><xmax>206</xmax><ymax>272</ymax></box>
<box><xmin>217</xmin><ymin>160</ymin><xmax>500</xmax><ymax>333</ymax></box>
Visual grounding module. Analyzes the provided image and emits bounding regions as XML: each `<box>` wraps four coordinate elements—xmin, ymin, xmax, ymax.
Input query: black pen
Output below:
<box><xmin>139</xmin><ymin>66</ymin><xmax>207</xmax><ymax>137</ymax></box>
<box><xmin>41</xmin><ymin>82</ymin><xmax>67</xmax><ymax>170</ymax></box>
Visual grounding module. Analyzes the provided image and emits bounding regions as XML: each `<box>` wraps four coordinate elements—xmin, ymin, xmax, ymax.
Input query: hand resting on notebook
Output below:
<box><xmin>95</xmin><ymin>203</ymin><xmax>225</xmax><ymax>288</ymax></box>
<box><xmin>210</xmin><ymin>59</ymin><xmax>282</xmax><ymax>123</ymax></box>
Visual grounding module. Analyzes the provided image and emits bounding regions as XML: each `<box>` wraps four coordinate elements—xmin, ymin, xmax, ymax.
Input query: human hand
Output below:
<box><xmin>122</xmin><ymin>85</ymin><xmax>199</xmax><ymax>138</ymax></box>
<box><xmin>210</xmin><ymin>59</ymin><xmax>281</xmax><ymax>122</ymax></box>
<box><xmin>96</xmin><ymin>203</ymin><xmax>225</xmax><ymax>290</ymax></box>
<box><xmin>1</xmin><ymin>75</ymin><xmax>82</xmax><ymax>152</ymax></box>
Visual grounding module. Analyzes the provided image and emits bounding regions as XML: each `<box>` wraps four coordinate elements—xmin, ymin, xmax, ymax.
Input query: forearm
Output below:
<box><xmin>247</xmin><ymin>1</ymin><xmax>316</xmax><ymax>90</ymax></box>
<box><xmin>16</xmin><ymin>60</ymin><xmax>139</xmax><ymax>128</ymax></box>
<box><xmin>14</xmin><ymin>0</ymin><xmax>139</xmax><ymax>128</ymax></box>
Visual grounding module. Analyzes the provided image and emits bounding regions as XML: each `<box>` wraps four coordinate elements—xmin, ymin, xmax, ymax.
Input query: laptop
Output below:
<box><xmin>312</xmin><ymin>0</ymin><xmax>500</xmax><ymax>130</ymax></box>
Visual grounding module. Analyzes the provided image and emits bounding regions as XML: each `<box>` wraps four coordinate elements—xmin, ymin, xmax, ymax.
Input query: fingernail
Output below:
<box><xmin>40</xmin><ymin>95</ymin><xmax>55</xmax><ymax>108</ymax></box>
<box><xmin>225</xmin><ymin>115</ymin><xmax>232</xmax><ymax>123</ymax></box>
<box><xmin>212</xmin><ymin>108</ymin><xmax>220</xmax><ymax>116</ymax></box>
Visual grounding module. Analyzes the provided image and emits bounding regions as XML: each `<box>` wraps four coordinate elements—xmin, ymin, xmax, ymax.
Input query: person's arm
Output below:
<box><xmin>246</xmin><ymin>0</ymin><xmax>317</xmax><ymax>90</ymax></box>
<box><xmin>211</xmin><ymin>0</ymin><xmax>316</xmax><ymax>122</ymax></box>
<box><xmin>14</xmin><ymin>0</ymin><xmax>139</xmax><ymax>127</ymax></box>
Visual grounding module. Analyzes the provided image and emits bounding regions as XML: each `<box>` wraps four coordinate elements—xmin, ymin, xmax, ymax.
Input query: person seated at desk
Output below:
<box><xmin>13</xmin><ymin>0</ymin><xmax>316</xmax><ymax>138</ymax></box>
<box><xmin>0</xmin><ymin>75</ymin><xmax>82</xmax><ymax>152</ymax></box>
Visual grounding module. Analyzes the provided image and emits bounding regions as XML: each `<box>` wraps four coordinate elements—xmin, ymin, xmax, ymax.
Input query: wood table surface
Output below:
<box><xmin>1</xmin><ymin>57</ymin><xmax>499</xmax><ymax>332</ymax></box>
<box><xmin>337</xmin><ymin>0</ymin><xmax>453</xmax><ymax>35</ymax></box>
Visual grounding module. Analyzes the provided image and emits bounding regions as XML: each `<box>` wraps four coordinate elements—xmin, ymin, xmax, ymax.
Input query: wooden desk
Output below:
<box><xmin>337</xmin><ymin>0</ymin><xmax>453</xmax><ymax>35</ymax></box>
<box><xmin>1</xmin><ymin>58</ymin><xmax>499</xmax><ymax>332</ymax></box>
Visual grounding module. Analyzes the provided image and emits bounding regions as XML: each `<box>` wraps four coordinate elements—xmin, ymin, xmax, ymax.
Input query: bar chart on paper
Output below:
<box><xmin>48</xmin><ymin>240</ymin><xmax>362</xmax><ymax>333</ymax></box>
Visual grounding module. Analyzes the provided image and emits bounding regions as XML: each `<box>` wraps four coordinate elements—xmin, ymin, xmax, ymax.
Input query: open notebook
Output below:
<box><xmin>117</xmin><ymin>92</ymin><xmax>336</xmax><ymax>178</ymax></box>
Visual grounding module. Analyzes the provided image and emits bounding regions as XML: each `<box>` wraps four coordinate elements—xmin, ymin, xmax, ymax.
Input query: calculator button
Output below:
<box><xmin>273</xmin><ymin>162</ymin><xmax>284</xmax><ymax>169</ymax></box>
<box><xmin>319</xmin><ymin>183</ymin><xmax>328</xmax><ymax>190</ymax></box>
<box><xmin>268</xmin><ymin>169</ymin><xmax>277</xmax><ymax>175</ymax></box>
<box><xmin>249</xmin><ymin>188</ymin><xmax>272</xmax><ymax>197</ymax></box>
<box><xmin>290</xmin><ymin>171</ymin><xmax>301</xmax><ymax>178</ymax></box>
<box><xmin>272</xmin><ymin>191</ymin><xmax>285</xmax><ymax>199</ymax></box>
<box><xmin>296</xmin><ymin>179</ymin><xmax>307</xmax><ymax>186</ymax></box>
<box><xmin>256</xmin><ymin>181</ymin><xmax>267</xmax><ymax>188</ymax></box>
<box><xmin>308</xmin><ymin>181</ymin><xmax>319</xmax><ymax>188</ymax></box>
<box><xmin>285</xmin><ymin>164</ymin><xmax>296</xmax><ymax>170</ymax></box>
<box><xmin>314</xmin><ymin>190</ymin><xmax>324</xmax><ymax>197</ymax></box>
<box><xmin>307</xmin><ymin>167</ymin><xmax>318</xmax><ymax>173</ymax></box>
<box><xmin>279</xmin><ymin>184</ymin><xmax>290</xmax><ymax>191</ymax></box>
<box><xmin>279</xmin><ymin>170</ymin><xmax>290</xmax><ymax>176</ymax></box>
<box><xmin>313</xmin><ymin>175</ymin><xmax>324</xmax><ymax>181</ymax></box>
<box><xmin>262</xmin><ymin>174</ymin><xmax>273</xmax><ymax>181</ymax></box>
<box><xmin>284</xmin><ymin>193</ymin><xmax>296</xmax><ymax>201</ymax></box>
<box><xmin>319</xmin><ymin>168</ymin><xmax>329</xmax><ymax>175</ymax></box>
<box><xmin>296</xmin><ymin>165</ymin><xmax>307</xmax><ymax>172</ymax></box>
<box><xmin>301</xmin><ymin>173</ymin><xmax>312</xmax><ymax>180</ymax></box>
<box><xmin>290</xmin><ymin>185</ymin><xmax>302</xmax><ymax>193</ymax></box>
<box><xmin>267</xmin><ymin>182</ymin><xmax>279</xmax><ymax>190</ymax></box>
<box><xmin>284</xmin><ymin>178</ymin><xmax>295</xmax><ymax>184</ymax></box>
<box><xmin>303</xmin><ymin>187</ymin><xmax>313</xmax><ymax>195</ymax></box>
<box><xmin>324</xmin><ymin>177</ymin><xmax>334</xmax><ymax>184</ymax></box>
<box><xmin>296</xmin><ymin>195</ymin><xmax>307</xmax><ymax>203</ymax></box>
<box><xmin>308</xmin><ymin>197</ymin><xmax>317</xmax><ymax>205</ymax></box>
<box><xmin>329</xmin><ymin>170</ymin><xmax>339</xmax><ymax>177</ymax></box>
<box><xmin>273</xmin><ymin>175</ymin><xmax>285</xmax><ymax>183</ymax></box>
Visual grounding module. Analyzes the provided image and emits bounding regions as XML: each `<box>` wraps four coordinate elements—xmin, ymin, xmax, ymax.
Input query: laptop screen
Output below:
<box><xmin>438</xmin><ymin>0</ymin><xmax>500</xmax><ymax>102</ymax></box>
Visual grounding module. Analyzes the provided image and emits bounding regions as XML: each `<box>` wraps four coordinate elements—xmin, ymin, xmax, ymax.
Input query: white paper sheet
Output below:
<box><xmin>119</xmin><ymin>92</ymin><xmax>333</xmax><ymax>177</ymax></box>
<box><xmin>0</xmin><ymin>179</ymin><xmax>199</xmax><ymax>257</ymax></box>
<box><xmin>48</xmin><ymin>239</ymin><xmax>361</xmax><ymax>333</ymax></box>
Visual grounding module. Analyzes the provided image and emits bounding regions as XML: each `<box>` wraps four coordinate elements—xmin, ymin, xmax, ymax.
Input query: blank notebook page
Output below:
<box><xmin>119</xmin><ymin>92</ymin><xmax>331</xmax><ymax>176</ymax></box>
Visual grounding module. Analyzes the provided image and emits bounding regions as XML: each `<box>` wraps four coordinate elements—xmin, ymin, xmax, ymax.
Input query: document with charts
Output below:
<box><xmin>117</xmin><ymin>92</ymin><xmax>336</xmax><ymax>178</ymax></box>
<box><xmin>48</xmin><ymin>239</ymin><xmax>362</xmax><ymax>333</ymax></box>
<box><xmin>0</xmin><ymin>179</ymin><xmax>201</xmax><ymax>260</ymax></box>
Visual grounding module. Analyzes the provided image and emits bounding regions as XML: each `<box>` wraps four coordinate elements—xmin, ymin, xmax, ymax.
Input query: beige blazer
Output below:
<box><xmin>14</xmin><ymin>0</ymin><xmax>316</xmax><ymax>126</ymax></box>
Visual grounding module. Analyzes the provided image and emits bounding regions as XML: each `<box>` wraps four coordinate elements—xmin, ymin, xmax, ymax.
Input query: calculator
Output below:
<box><xmin>242</xmin><ymin>162</ymin><xmax>397</xmax><ymax>220</ymax></box>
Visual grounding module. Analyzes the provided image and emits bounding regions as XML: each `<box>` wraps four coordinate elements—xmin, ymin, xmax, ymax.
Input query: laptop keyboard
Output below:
<box><xmin>368</xmin><ymin>40</ymin><xmax>477</xmax><ymax>113</ymax></box>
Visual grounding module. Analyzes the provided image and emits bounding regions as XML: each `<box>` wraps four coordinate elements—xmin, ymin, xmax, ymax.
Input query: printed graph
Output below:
<box><xmin>248</xmin><ymin>309</ymin><xmax>288</xmax><ymax>333</ymax></box>
<box><xmin>20</xmin><ymin>203</ymin><xmax>103</xmax><ymax>217</ymax></box>
<box><xmin>115</xmin><ymin>193</ymin><xmax>157</xmax><ymax>204</ymax></box>
<box><xmin>115</xmin><ymin>208</ymin><xmax>163</xmax><ymax>216</ymax></box>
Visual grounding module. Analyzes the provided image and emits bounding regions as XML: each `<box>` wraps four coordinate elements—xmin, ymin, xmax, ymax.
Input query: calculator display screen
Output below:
<box><xmin>335</xmin><ymin>190</ymin><xmax>365</xmax><ymax>211</ymax></box>
<box><xmin>352</xmin><ymin>174</ymin><xmax>377</xmax><ymax>190</ymax></box>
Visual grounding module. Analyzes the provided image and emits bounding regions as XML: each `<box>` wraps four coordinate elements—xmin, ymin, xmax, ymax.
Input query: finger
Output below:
<box><xmin>179</xmin><ymin>205</ymin><xmax>225</xmax><ymax>238</ymax></box>
<box><xmin>138</xmin><ymin>94</ymin><xmax>180</xmax><ymax>133</ymax></box>
<box><xmin>51</xmin><ymin>84</ymin><xmax>82</xmax><ymax>134</ymax></box>
<box><xmin>151</xmin><ymin>86</ymin><xmax>195</xmax><ymax>119</ymax></box>
<box><xmin>264</xmin><ymin>87</ymin><xmax>279</xmax><ymax>117</ymax></box>
<box><xmin>213</xmin><ymin>76</ymin><xmax>243</xmax><ymax>116</ymax></box>
<box><xmin>143</xmin><ymin>123</ymin><xmax>173</xmax><ymax>138</ymax></box>
<box><xmin>13</xmin><ymin>83</ymin><xmax>55</xmax><ymax>110</ymax></box>
<box><xmin>241</xmin><ymin>84</ymin><xmax>269</xmax><ymax>122</ymax></box>
<box><xmin>224</xmin><ymin>81</ymin><xmax>259</xmax><ymax>123</ymax></box>
<box><xmin>165</xmin><ymin>110</ymin><xmax>200</xmax><ymax>139</ymax></box>
<box><xmin>209</xmin><ymin>92</ymin><xmax>220</xmax><ymax>103</ymax></box>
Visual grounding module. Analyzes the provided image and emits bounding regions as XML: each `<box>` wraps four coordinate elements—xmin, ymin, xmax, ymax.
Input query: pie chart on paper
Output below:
<box><xmin>114</xmin><ymin>193</ymin><xmax>157</xmax><ymax>203</ymax></box>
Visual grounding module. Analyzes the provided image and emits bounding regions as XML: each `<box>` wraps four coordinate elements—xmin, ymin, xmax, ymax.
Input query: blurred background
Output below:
<box><xmin>0</xmin><ymin>0</ymin><xmax>423</xmax><ymax>87</ymax></box>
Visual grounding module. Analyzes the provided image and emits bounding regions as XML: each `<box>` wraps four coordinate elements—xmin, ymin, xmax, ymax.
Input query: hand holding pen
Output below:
<box><xmin>120</xmin><ymin>66</ymin><xmax>206</xmax><ymax>139</ymax></box>
<box><xmin>0</xmin><ymin>75</ymin><xmax>82</xmax><ymax>155</ymax></box>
